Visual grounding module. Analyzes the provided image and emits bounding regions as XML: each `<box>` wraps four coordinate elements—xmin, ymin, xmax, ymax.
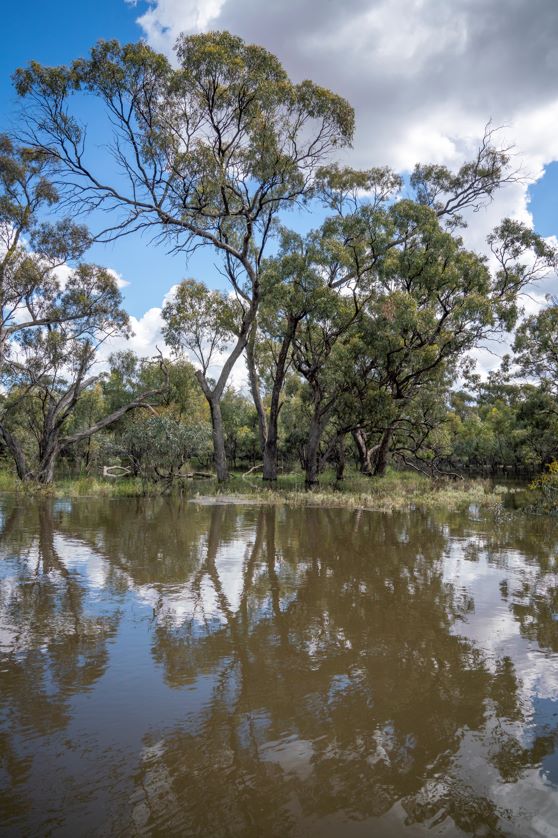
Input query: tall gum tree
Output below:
<box><xmin>247</xmin><ymin>167</ymin><xmax>403</xmax><ymax>482</ymax></box>
<box><xmin>14</xmin><ymin>32</ymin><xmax>354</xmax><ymax>480</ymax></box>
<box><xmin>284</xmin><ymin>201</ymin><xmax>554</xmax><ymax>487</ymax></box>
<box><xmin>246</xmin><ymin>133</ymin><xmax>528</xmax><ymax>483</ymax></box>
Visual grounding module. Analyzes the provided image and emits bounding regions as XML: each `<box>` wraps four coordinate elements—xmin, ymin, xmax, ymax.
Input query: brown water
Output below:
<box><xmin>1</xmin><ymin>496</ymin><xmax>558</xmax><ymax>837</ymax></box>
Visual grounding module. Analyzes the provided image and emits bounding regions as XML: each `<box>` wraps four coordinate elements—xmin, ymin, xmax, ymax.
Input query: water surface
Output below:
<box><xmin>1</xmin><ymin>495</ymin><xmax>558</xmax><ymax>836</ymax></box>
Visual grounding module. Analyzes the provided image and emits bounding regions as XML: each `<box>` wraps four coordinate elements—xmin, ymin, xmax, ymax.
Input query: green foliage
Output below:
<box><xmin>514</xmin><ymin>302</ymin><xmax>558</xmax><ymax>390</ymax></box>
<box><xmin>118</xmin><ymin>415</ymin><xmax>212</xmax><ymax>482</ymax></box>
<box><xmin>162</xmin><ymin>280</ymin><xmax>239</xmax><ymax>375</ymax></box>
<box><xmin>220</xmin><ymin>388</ymin><xmax>260</xmax><ymax>467</ymax></box>
<box><xmin>528</xmin><ymin>461</ymin><xmax>558</xmax><ymax>514</ymax></box>
<box><xmin>15</xmin><ymin>32</ymin><xmax>353</xmax><ymax>260</ymax></box>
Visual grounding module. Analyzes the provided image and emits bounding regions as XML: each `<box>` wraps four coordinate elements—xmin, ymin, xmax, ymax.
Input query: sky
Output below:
<box><xmin>2</xmin><ymin>0</ymin><xmax>558</xmax><ymax>373</ymax></box>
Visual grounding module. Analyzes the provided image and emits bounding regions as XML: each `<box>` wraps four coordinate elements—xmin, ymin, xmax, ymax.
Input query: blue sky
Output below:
<box><xmin>1</xmin><ymin>0</ymin><xmax>557</xmax><ymax>352</ymax></box>
<box><xmin>1</xmin><ymin>0</ymin><xmax>224</xmax><ymax>317</ymax></box>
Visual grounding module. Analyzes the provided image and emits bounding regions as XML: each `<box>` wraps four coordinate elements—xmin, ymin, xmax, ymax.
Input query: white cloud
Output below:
<box><xmin>136</xmin><ymin>0</ymin><xmax>225</xmax><ymax>51</ymax></box>
<box><xmin>132</xmin><ymin>0</ymin><xmax>558</xmax><ymax>175</ymax></box>
<box><xmin>97</xmin><ymin>304</ymin><xmax>167</xmax><ymax>363</ymax></box>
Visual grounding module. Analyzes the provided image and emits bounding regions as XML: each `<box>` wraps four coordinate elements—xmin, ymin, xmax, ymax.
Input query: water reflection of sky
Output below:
<box><xmin>2</xmin><ymin>500</ymin><xmax>558</xmax><ymax>836</ymax></box>
<box><xmin>442</xmin><ymin>528</ymin><xmax>558</xmax><ymax>811</ymax></box>
<box><xmin>533</xmin><ymin>697</ymin><xmax>558</xmax><ymax>787</ymax></box>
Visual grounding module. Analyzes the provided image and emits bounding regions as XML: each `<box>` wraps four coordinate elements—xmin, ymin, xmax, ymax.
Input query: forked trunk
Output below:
<box><xmin>262</xmin><ymin>315</ymin><xmax>297</xmax><ymax>483</ymax></box>
<box><xmin>36</xmin><ymin>438</ymin><xmax>60</xmax><ymax>484</ymax></box>
<box><xmin>352</xmin><ymin>428</ymin><xmax>373</xmax><ymax>475</ymax></box>
<box><xmin>373</xmin><ymin>426</ymin><xmax>393</xmax><ymax>477</ymax></box>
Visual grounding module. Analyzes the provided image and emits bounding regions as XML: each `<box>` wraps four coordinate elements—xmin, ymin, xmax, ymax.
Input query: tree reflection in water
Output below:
<box><xmin>1</xmin><ymin>497</ymin><xmax>558</xmax><ymax>836</ymax></box>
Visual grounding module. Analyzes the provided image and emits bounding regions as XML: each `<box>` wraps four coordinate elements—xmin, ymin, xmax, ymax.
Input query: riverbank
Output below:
<box><xmin>0</xmin><ymin>469</ymin><xmax>517</xmax><ymax>513</ymax></box>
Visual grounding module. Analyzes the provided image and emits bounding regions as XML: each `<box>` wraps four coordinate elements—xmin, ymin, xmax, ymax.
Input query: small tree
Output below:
<box><xmin>119</xmin><ymin>415</ymin><xmax>212</xmax><ymax>484</ymax></box>
<box><xmin>0</xmin><ymin>270</ymin><xmax>167</xmax><ymax>483</ymax></box>
<box><xmin>0</xmin><ymin>138</ymin><xmax>167</xmax><ymax>482</ymax></box>
<box><xmin>162</xmin><ymin>278</ymin><xmax>241</xmax><ymax>479</ymax></box>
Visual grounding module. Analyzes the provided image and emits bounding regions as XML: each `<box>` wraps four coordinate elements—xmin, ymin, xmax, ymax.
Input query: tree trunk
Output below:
<box><xmin>262</xmin><ymin>316</ymin><xmax>297</xmax><ymax>483</ymax></box>
<box><xmin>36</xmin><ymin>439</ymin><xmax>60</xmax><ymax>484</ymax></box>
<box><xmin>373</xmin><ymin>426</ymin><xmax>393</xmax><ymax>477</ymax></box>
<box><xmin>208</xmin><ymin>397</ymin><xmax>229</xmax><ymax>482</ymax></box>
<box><xmin>263</xmin><ymin>433</ymin><xmax>279</xmax><ymax>483</ymax></box>
<box><xmin>246</xmin><ymin>321</ymin><xmax>267</xmax><ymax>456</ymax></box>
<box><xmin>335</xmin><ymin>433</ymin><xmax>346</xmax><ymax>481</ymax></box>
<box><xmin>352</xmin><ymin>428</ymin><xmax>373</xmax><ymax>475</ymax></box>
<box><xmin>0</xmin><ymin>425</ymin><xmax>28</xmax><ymax>480</ymax></box>
<box><xmin>305</xmin><ymin>414</ymin><xmax>323</xmax><ymax>488</ymax></box>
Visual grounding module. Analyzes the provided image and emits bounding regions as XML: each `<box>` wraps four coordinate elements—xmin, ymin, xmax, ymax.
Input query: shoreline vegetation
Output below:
<box><xmin>0</xmin><ymin>468</ymin><xmax>529</xmax><ymax>513</ymax></box>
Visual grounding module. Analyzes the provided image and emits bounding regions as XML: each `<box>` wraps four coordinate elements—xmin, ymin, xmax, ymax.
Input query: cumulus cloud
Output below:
<box><xmin>133</xmin><ymin>0</ymin><xmax>558</xmax><ymax>168</ymax></box>
<box><xmin>135</xmin><ymin>0</ymin><xmax>225</xmax><ymax>49</ymax></box>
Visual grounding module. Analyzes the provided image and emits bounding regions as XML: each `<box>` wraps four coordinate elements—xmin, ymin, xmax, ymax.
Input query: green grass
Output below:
<box><xmin>205</xmin><ymin>468</ymin><xmax>505</xmax><ymax>513</ymax></box>
<box><xmin>0</xmin><ymin>466</ymin><xmax>511</xmax><ymax>512</ymax></box>
<box><xmin>0</xmin><ymin>472</ymin><xmax>147</xmax><ymax>498</ymax></box>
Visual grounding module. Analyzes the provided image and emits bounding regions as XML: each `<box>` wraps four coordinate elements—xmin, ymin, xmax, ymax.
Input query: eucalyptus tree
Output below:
<box><xmin>162</xmin><ymin>278</ymin><xmax>241</xmax><ymax>479</ymax></box>
<box><xmin>246</xmin><ymin>167</ymin><xmax>403</xmax><ymax>482</ymax></box>
<box><xmin>14</xmin><ymin>32</ymin><xmax>353</xmax><ymax>480</ymax></box>
<box><xmin>346</xmin><ymin>209</ymin><xmax>555</xmax><ymax>477</ymax></box>
<box><xmin>0</xmin><ymin>138</ymin><xmax>167</xmax><ymax>481</ymax></box>
<box><xmin>286</xmin><ymin>200</ymin><xmax>554</xmax><ymax>485</ymax></box>
<box><xmin>117</xmin><ymin>415</ymin><xmax>212</xmax><ymax>484</ymax></box>
<box><xmin>0</xmin><ymin>134</ymin><xmax>91</xmax><ymax>369</ymax></box>
<box><xmin>0</xmin><ymin>264</ymin><xmax>169</xmax><ymax>483</ymax></box>
<box><xmin>0</xmin><ymin>136</ymin><xmax>166</xmax><ymax>482</ymax></box>
<box><xmin>247</xmin><ymin>133</ymin><xmax>527</xmax><ymax>484</ymax></box>
<box><xmin>513</xmin><ymin>300</ymin><xmax>558</xmax><ymax>394</ymax></box>
<box><xmin>247</xmin><ymin>227</ymin><xmax>337</xmax><ymax>482</ymax></box>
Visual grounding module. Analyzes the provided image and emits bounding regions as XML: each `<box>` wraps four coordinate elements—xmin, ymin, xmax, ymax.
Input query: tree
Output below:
<box><xmin>247</xmin><ymin>226</ymin><xmax>340</xmax><ymax>482</ymax></box>
<box><xmin>220</xmin><ymin>387</ymin><xmax>260</xmax><ymax>468</ymax></box>
<box><xmin>248</xmin><ymin>166</ymin><xmax>404</xmax><ymax>483</ymax></box>
<box><xmin>118</xmin><ymin>415</ymin><xmax>211</xmax><ymax>484</ymax></box>
<box><xmin>0</xmin><ymin>134</ymin><xmax>90</xmax><ymax>365</ymax></box>
<box><xmin>514</xmin><ymin>301</ymin><xmax>558</xmax><ymax>393</ymax></box>
<box><xmin>162</xmin><ymin>278</ymin><xmax>241</xmax><ymax>479</ymax></box>
<box><xmin>0</xmin><ymin>276</ymin><xmax>168</xmax><ymax>483</ymax></box>
<box><xmin>15</xmin><ymin>32</ymin><xmax>353</xmax><ymax>480</ymax></box>
<box><xmin>0</xmin><ymin>137</ymin><xmax>169</xmax><ymax>482</ymax></box>
<box><xmin>245</xmin><ymin>134</ymin><xmax>531</xmax><ymax>484</ymax></box>
<box><xmin>295</xmin><ymin>202</ymin><xmax>554</xmax><ymax>484</ymax></box>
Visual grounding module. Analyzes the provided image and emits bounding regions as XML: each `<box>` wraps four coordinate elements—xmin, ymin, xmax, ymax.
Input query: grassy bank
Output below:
<box><xmin>199</xmin><ymin>470</ymin><xmax>508</xmax><ymax>513</ymax></box>
<box><xmin>0</xmin><ymin>471</ymin><xmax>146</xmax><ymax>498</ymax></box>
<box><xmin>0</xmin><ymin>468</ymin><xmax>515</xmax><ymax>513</ymax></box>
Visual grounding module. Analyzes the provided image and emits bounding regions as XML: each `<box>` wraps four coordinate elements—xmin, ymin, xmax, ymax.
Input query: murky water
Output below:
<box><xmin>1</xmin><ymin>495</ymin><xmax>558</xmax><ymax>837</ymax></box>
